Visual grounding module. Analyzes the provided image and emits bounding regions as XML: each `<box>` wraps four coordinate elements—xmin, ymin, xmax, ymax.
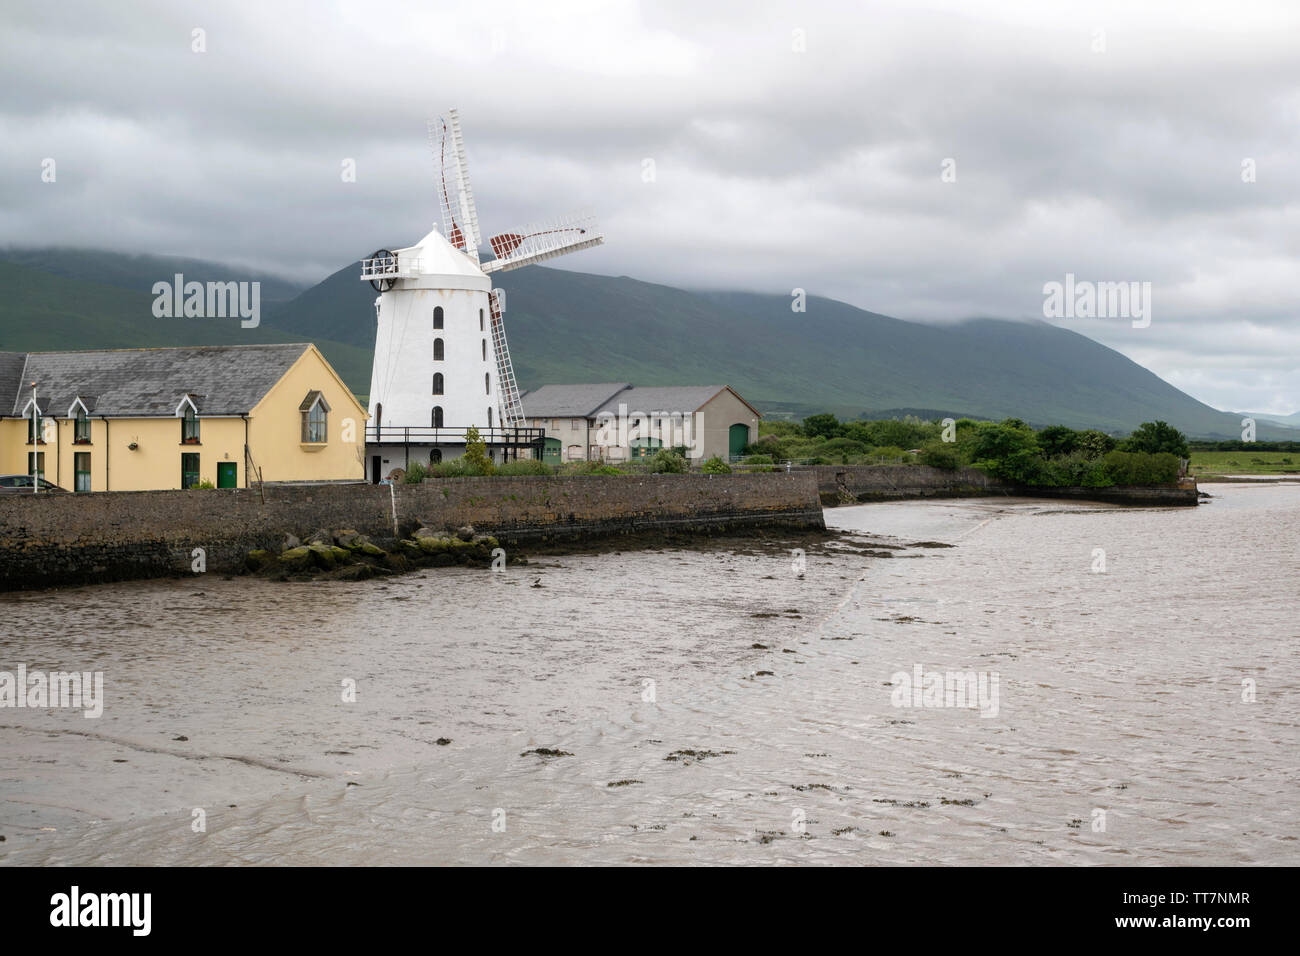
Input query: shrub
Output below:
<box><xmin>646</xmin><ymin>449</ymin><xmax>689</xmax><ymax>473</ymax></box>
<box><xmin>701</xmin><ymin>455</ymin><xmax>732</xmax><ymax>474</ymax></box>
<box><xmin>871</xmin><ymin>445</ymin><xmax>910</xmax><ymax>461</ymax></box>
<box><xmin>194</xmin><ymin>478</ymin><xmax>216</xmax><ymax>489</ymax></box>
<box><xmin>462</xmin><ymin>426</ymin><xmax>495</xmax><ymax>475</ymax></box>
<box><xmin>496</xmin><ymin>458</ymin><xmax>552</xmax><ymax>476</ymax></box>
<box><xmin>1121</xmin><ymin>421</ymin><xmax>1189</xmax><ymax>459</ymax></box>
<box><xmin>1103</xmin><ymin>450</ymin><xmax>1180</xmax><ymax>485</ymax></box>
<box><xmin>402</xmin><ymin>462</ymin><xmax>428</xmax><ymax>483</ymax></box>
<box><xmin>919</xmin><ymin>441</ymin><xmax>961</xmax><ymax>470</ymax></box>
<box><xmin>819</xmin><ymin>437</ymin><xmax>870</xmax><ymax>457</ymax></box>
<box><xmin>800</xmin><ymin>413</ymin><xmax>842</xmax><ymax>440</ymax></box>
<box><xmin>744</xmin><ymin>454</ymin><xmax>775</xmax><ymax>465</ymax></box>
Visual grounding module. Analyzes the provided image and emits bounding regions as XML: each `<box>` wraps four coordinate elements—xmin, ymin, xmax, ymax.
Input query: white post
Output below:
<box><xmin>30</xmin><ymin>382</ymin><xmax>38</xmax><ymax>493</ymax></box>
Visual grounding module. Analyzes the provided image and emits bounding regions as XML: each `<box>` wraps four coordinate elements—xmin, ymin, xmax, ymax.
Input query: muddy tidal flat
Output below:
<box><xmin>1</xmin><ymin>484</ymin><xmax>1297</xmax><ymax>865</ymax></box>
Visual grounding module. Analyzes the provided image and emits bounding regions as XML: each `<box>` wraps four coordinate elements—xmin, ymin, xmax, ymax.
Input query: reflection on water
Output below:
<box><xmin>1</xmin><ymin>485</ymin><xmax>1296</xmax><ymax>865</ymax></box>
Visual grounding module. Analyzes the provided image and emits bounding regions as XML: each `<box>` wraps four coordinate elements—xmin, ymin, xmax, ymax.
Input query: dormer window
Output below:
<box><xmin>300</xmin><ymin>391</ymin><xmax>330</xmax><ymax>444</ymax></box>
<box><xmin>177</xmin><ymin>395</ymin><xmax>200</xmax><ymax>444</ymax></box>
<box><xmin>71</xmin><ymin>401</ymin><xmax>91</xmax><ymax>444</ymax></box>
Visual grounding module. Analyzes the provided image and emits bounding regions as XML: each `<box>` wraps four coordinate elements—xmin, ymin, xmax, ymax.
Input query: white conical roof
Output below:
<box><xmin>394</xmin><ymin>226</ymin><xmax>489</xmax><ymax>289</ymax></box>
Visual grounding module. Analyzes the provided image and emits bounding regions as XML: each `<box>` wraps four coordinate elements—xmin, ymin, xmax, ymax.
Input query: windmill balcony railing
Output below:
<box><xmin>359</xmin><ymin>255</ymin><xmax>423</xmax><ymax>280</ymax></box>
<box><xmin>367</xmin><ymin>425</ymin><xmax>545</xmax><ymax>447</ymax></box>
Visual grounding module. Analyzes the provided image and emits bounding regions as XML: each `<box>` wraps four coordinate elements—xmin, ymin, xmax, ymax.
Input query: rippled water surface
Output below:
<box><xmin>1</xmin><ymin>484</ymin><xmax>1296</xmax><ymax>865</ymax></box>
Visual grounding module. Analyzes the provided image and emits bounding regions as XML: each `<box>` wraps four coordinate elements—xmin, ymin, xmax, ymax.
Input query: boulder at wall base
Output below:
<box><xmin>245</xmin><ymin>549</ymin><xmax>273</xmax><ymax>572</ymax></box>
<box><xmin>397</xmin><ymin>539</ymin><xmax>422</xmax><ymax>557</ymax></box>
<box><xmin>278</xmin><ymin>546</ymin><xmax>313</xmax><ymax>570</ymax></box>
<box><xmin>417</xmin><ymin>535</ymin><xmax>454</xmax><ymax>554</ymax></box>
<box><xmin>336</xmin><ymin>563</ymin><xmax>375</xmax><ymax>581</ymax></box>
<box><xmin>456</xmin><ymin>525</ymin><xmax>475</xmax><ymax>542</ymax></box>
<box><xmin>334</xmin><ymin>529</ymin><xmax>365</xmax><ymax>550</ymax></box>
<box><xmin>412</xmin><ymin>527</ymin><xmax>440</xmax><ymax>540</ymax></box>
<box><xmin>359</xmin><ymin>541</ymin><xmax>386</xmax><ymax>557</ymax></box>
<box><xmin>306</xmin><ymin>543</ymin><xmax>346</xmax><ymax>569</ymax></box>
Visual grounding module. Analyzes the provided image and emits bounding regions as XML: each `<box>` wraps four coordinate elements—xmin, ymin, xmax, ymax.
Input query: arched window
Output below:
<box><xmin>479</xmin><ymin>308</ymin><xmax>484</xmax><ymax>331</ymax></box>
<box><xmin>432</xmin><ymin>406</ymin><xmax>444</xmax><ymax>428</ymax></box>
<box><xmin>433</xmin><ymin>373</ymin><xmax>444</xmax><ymax>395</ymax></box>
<box><xmin>300</xmin><ymin>392</ymin><xmax>330</xmax><ymax>443</ymax></box>
<box><xmin>487</xmin><ymin>407</ymin><xmax>493</xmax><ymax>428</ymax></box>
<box><xmin>433</xmin><ymin>337</ymin><xmax>444</xmax><ymax>361</ymax></box>
<box><xmin>74</xmin><ymin>408</ymin><xmax>90</xmax><ymax>444</ymax></box>
<box><xmin>433</xmin><ymin>307</ymin><xmax>444</xmax><ymax>330</ymax></box>
<box><xmin>482</xmin><ymin>339</ymin><xmax>487</xmax><ymax>361</ymax></box>
<box><xmin>485</xmin><ymin>372</ymin><xmax>490</xmax><ymax>395</ymax></box>
<box><xmin>430</xmin><ymin>449</ymin><xmax>443</xmax><ymax>464</ymax></box>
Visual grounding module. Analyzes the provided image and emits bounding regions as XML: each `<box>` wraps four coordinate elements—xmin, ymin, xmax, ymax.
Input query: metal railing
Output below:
<box><xmin>366</xmin><ymin>425</ymin><xmax>544</xmax><ymax>446</ymax></box>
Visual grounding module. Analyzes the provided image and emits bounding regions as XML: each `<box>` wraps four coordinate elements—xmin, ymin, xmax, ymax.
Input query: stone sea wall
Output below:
<box><xmin>0</xmin><ymin>473</ymin><xmax>825</xmax><ymax>590</ymax></box>
<box><xmin>810</xmin><ymin>464</ymin><xmax>1198</xmax><ymax>507</ymax></box>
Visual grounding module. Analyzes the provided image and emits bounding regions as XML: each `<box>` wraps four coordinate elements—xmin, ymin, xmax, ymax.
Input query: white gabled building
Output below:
<box><xmin>521</xmin><ymin>383</ymin><xmax>761</xmax><ymax>464</ymax></box>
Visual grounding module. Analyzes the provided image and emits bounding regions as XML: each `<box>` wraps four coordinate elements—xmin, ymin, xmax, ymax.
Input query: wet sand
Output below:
<box><xmin>1</xmin><ymin>485</ymin><xmax>1296</xmax><ymax>865</ymax></box>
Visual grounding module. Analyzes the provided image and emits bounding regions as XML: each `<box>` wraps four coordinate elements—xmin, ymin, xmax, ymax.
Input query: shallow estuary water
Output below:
<box><xmin>1</xmin><ymin>483</ymin><xmax>1297</xmax><ymax>865</ymax></box>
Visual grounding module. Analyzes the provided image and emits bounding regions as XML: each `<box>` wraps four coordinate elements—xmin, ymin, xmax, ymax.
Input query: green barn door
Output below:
<box><xmin>217</xmin><ymin>462</ymin><xmax>238</xmax><ymax>488</ymax></box>
<box><xmin>728</xmin><ymin>424</ymin><xmax>749</xmax><ymax>460</ymax></box>
<box><xmin>543</xmin><ymin>437</ymin><xmax>562</xmax><ymax>464</ymax></box>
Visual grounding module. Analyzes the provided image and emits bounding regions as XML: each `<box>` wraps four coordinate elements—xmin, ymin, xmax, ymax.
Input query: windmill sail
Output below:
<box><xmin>430</xmin><ymin>110</ymin><xmax>481</xmax><ymax>262</ymax></box>
<box><xmin>480</xmin><ymin>210</ymin><xmax>603</xmax><ymax>274</ymax></box>
<box><xmin>488</xmin><ymin>289</ymin><xmax>525</xmax><ymax>428</ymax></box>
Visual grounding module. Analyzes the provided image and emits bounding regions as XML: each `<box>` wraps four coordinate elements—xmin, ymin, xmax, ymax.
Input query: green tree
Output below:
<box><xmin>701</xmin><ymin>455</ymin><xmax>732</xmax><ymax>474</ymax></box>
<box><xmin>801</xmin><ymin>413</ymin><xmax>841</xmax><ymax>440</ymax></box>
<box><xmin>463</xmin><ymin>426</ymin><xmax>495</xmax><ymax>475</ymax></box>
<box><xmin>1075</xmin><ymin>429</ymin><xmax>1118</xmax><ymax>458</ymax></box>
<box><xmin>919</xmin><ymin>441</ymin><xmax>961</xmax><ymax>470</ymax></box>
<box><xmin>1122</xmin><ymin>421</ymin><xmax>1189</xmax><ymax>458</ymax></box>
<box><xmin>1036</xmin><ymin>425</ymin><xmax>1080</xmax><ymax>458</ymax></box>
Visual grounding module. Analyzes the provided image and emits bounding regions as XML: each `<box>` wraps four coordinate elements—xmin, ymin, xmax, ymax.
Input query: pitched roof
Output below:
<box><xmin>2</xmin><ymin>344</ymin><xmax>311</xmax><ymax>417</ymax></box>
<box><xmin>0</xmin><ymin>352</ymin><xmax>28</xmax><ymax>415</ymax></box>
<box><xmin>593</xmin><ymin>385</ymin><xmax>733</xmax><ymax>417</ymax></box>
<box><xmin>521</xmin><ymin>383</ymin><xmax>631</xmax><ymax>418</ymax></box>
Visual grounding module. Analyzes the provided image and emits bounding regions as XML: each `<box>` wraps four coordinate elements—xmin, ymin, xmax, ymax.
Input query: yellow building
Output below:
<box><xmin>0</xmin><ymin>344</ymin><xmax>366</xmax><ymax>491</ymax></box>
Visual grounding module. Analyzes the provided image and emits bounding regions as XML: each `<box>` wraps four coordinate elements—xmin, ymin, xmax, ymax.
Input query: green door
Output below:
<box><xmin>181</xmin><ymin>453</ymin><xmax>200</xmax><ymax>489</ymax></box>
<box><xmin>728</xmin><ymin>424</ymin><xmax>749</xmax><ymax>460</ymax></box>
<box><xmin>543</xmin><ymin>437</ymin><xmax>562</xmax><ymax>464</ymax></box>
<box><xmin>217</xmin><ymin>461</ymin><xmax>238</xmax><ymax>488</ymax></box>
<box><xmin>629</xmin><ymin>437</ymin><xmax>662</xmax><ymax>459</ymax></box>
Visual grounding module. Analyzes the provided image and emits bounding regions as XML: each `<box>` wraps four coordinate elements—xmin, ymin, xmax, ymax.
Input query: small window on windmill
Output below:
<box><xmin>433</xmin><ymin>338</ymin><xmax>444</xmax><ymax>361</ymax></box>
<box><xmin>434</xmin><ymin>307</ymin><xmax>444</xmax><ymax>330</ymax></box>
<box><xmin>479</xmin><ymin>308</ymin><xmax>484</xmax><ymax>331</ymax></box>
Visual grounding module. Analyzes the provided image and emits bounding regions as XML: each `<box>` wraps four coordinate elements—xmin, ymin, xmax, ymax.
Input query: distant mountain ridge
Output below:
<box><xmin>0</xmin><ymin>246</ymin><xmax>1293</xmax><ymax>439</ymax></box>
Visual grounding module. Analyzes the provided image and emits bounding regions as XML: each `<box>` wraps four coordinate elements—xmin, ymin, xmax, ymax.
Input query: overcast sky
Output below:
<box><xmin>2</xmin><ymin>0</ymin><xmax>1297</xmax><ymax>414</ymax></box>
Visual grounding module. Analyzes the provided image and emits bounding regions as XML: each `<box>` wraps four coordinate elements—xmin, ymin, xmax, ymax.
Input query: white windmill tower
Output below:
<box><xmin>361</xmin><ymin>108</ymin><xmax>603</xmax><ymax>479</ymax></box>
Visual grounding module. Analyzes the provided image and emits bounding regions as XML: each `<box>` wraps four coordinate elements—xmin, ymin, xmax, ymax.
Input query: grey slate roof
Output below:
<box><xmin>521</xmin><ymin>383</ymin><xmax>630</xmax><ymax>418</ymax></box>
<box><xmin>0</xmin><ymin>352</ymin><xmax>28</xmax><ymax>416</ymax></box>
<box><xmin>2</xmin><ymin>344</ymin><xmax>311</xmax><ymax>418</ymax></box>
<box><xmin>593</xmin><ymin>385</ymin><xmax>731</xmax><ymax>417</ymax></box>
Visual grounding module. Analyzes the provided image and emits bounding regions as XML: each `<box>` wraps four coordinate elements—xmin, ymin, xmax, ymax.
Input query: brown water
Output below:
<box><xmin>1</xmin><ymin>484</ymin><xmax>1296</xmax><ymax>865</ymax></box>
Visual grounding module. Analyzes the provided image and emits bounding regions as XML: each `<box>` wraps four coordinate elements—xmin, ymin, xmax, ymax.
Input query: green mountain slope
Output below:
<box><xmin>0</xmin><ymin>261</ymin><xmax>371</xmax><ymax>392</ymax></box>
<box><xmin>265</xmin><ymin>260</ymin><xmax>1291</xmax><ymax>438</ymax></box>
<box><xmin>1</xmin><ymin>247</ymin><xmax>1291</xmax><ymax>439</ymax></box>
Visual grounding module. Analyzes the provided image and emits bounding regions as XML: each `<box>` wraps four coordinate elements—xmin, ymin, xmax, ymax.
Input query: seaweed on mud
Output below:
<box><xmin>521</xmin><ymin>747</ymin><xmax>573</xmax><ymax>758</ymax></box>
<box><xmin>664</xmin><ymin>749</ymin><xmax>735</xmax><ymax>762</ymax></box>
